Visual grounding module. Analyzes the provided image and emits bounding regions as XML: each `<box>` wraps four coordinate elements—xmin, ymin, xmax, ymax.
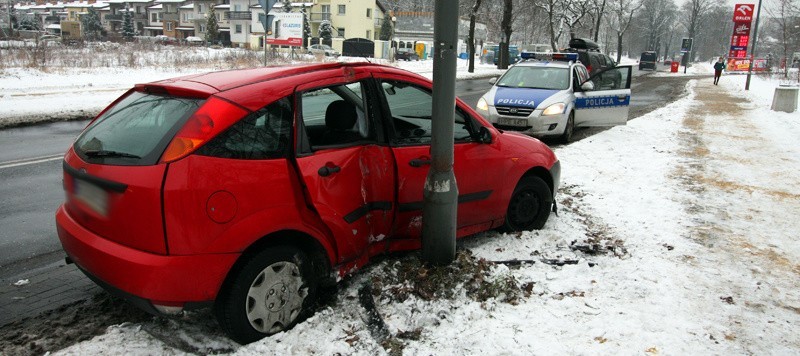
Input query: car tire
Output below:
<box><xmin>501</xmin><ymin>176</ymin><xmax>553</xmax><ymax>232</ymax></box>
<box><xmin>560</xmin><ymin>112</ymin><xmax>574</xmax><ymax>143</ymax></box>
<box><xmin>215</xmin><ymin>246</ymin><xmax>318</xmax><ymax>344</ymax></box>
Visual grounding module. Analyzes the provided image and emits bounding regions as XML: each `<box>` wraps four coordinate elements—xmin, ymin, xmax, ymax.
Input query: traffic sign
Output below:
<box><xmin>680</xmin><ymin>38</ymin><xmax>693</xmax><ymax>52</ymax></box>
<box><xmin>733</xmin><ymin>3</ymin><xmax>754</xmax><ymax>22</ymax></box>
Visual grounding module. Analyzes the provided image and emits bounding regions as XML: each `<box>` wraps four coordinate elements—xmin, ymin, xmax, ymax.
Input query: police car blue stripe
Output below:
<box><xmin>494</xmin><ymin>87</ymin><xmax>559</xmax><ymax>109</ymax></box>
<box><xmin>575</xmin><ymin>95</ymin><xmax>630</xmax><ymax>109</ymax></box>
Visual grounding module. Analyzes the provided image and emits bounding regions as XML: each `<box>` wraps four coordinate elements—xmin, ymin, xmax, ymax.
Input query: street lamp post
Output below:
<box><xmin>391</xmin><ymin>15</ymin><xmax>396</xmax><ymax>62</ymax></box>
<box><xmin>745</xmin><ymin>0</ymin><xmax>763</xmax><ymax>90</ymax></box>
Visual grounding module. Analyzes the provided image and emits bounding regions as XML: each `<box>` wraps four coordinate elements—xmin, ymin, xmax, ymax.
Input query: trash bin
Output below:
<box><xmin>771</xmin><ymin>85</ymin><xmax>799</xmax><ymax>113</ymax></box>
<box><xmin>670</xmin><ymin>61</ymin><xmax>679</xmax><ymax>73</ymax></box>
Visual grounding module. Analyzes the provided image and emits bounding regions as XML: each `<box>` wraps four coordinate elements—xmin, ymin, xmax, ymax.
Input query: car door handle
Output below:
<box><xmin>318</xmin><ymin>164</ymin><xmax>341</xmax><ymax>177</ymax></box>
<box><xmin>409</xmin><ymin>158</ymin><xmax>431</xmax><ymax>167</ymax></box>
<box><xmin>617</xmin><ymin>95</ymin><xmax>628</xmax><ymax>100</ymax></box>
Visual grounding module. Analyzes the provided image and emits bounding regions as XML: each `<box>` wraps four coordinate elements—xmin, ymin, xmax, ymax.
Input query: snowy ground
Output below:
<box><xmin>24</xmin><ymin>61</ymin><xmax>795</xmax><ymax>354</ymax></box>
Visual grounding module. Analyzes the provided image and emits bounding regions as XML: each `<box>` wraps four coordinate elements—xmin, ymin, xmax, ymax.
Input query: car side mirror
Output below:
<box><xmin>489</xmin><ymin>77</ymin><xmax>497</xmax><ymax>85</ymax></box>
<box><xmin>581</xmin><ymin>81</ymin><xmax>594</xmax><ymax>91</ymax></box>
<box><xmin>478</xmin><ymin>126</ymin><xmax>493</xmax><ymax>144</ymax></box>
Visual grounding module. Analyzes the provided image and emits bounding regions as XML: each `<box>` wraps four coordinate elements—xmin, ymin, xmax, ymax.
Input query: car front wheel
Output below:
<box><xmin>215</xmin><ymin>246</ymin><xmax>317</xmax><ymax>344</ymax></box>
<box><xmin>560</xmin><ymin>111</ymin><xmax>574</xmax><ymax>143</ymax></box>
<box><xmin>501</xmin><ymin>176</ymin><xmax>553</xmax><ymax>232</ymax></box>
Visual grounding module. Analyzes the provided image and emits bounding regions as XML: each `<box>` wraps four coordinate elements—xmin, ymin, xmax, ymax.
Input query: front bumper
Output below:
<box><xmin>480</xmin><ymin>107</ymin><xmax>568</xmax><ymax>136</ymax></box>
<box><xmin>56</xmin><ymin>205</ymin><xmax>239</xmax><ymax>308</ymax></box>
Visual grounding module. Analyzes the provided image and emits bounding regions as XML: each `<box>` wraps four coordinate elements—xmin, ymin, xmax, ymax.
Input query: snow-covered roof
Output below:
<box><xmin>155</xmin><ymin>0</ymin><xmax>185</xmax><ymax>2</ymax></box>
<box><xmin>106</xmin><ymin>0</ymin><xmax>153</xmax><ymax>3</ymax></box>
<box><xmin>148</xmin><ymin>4</ymin><xmax>162</xmax><ymax>9</ymax></box>
<box><xmin>214</xmin><ymin>4</ymin><xmax>229</xmax><ymax>8</ymax></box>
<box><xmin>179</xmin><ymin>3</ymin><xmax>193</xmax><ymax>9</ymax></box>
<box><xmin>45</xmin><ymin>24</ymin><xmax>61</xmax><ymax>29</ymax></box>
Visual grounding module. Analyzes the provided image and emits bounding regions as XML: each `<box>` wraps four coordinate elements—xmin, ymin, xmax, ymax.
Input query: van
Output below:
<box><xmin>639</xmin><ymin>51</ymin><xmax>657</xmax><ymax>70</ymax></box>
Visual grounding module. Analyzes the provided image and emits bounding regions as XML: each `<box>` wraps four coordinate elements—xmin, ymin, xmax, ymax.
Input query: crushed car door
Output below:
<box><xmin>294</xmin><ymin>73</ymin><xmax>396</xmax><ymax>265</ymax></box>
<box><xmin>573</xmin><ymin>65</ymin><xmax>632</xmax><ymax>127</ymax></box>
<box><xmin>373</xmin><ymin>76</ymin><xmax>506</xmax><ymax>245</ymax></box>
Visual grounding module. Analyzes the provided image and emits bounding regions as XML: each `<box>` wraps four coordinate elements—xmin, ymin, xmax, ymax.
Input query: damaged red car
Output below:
<box><xmin>56</xmin><ymin>62</ymin><xmax>560</xmax><ymax>343</ymax></box>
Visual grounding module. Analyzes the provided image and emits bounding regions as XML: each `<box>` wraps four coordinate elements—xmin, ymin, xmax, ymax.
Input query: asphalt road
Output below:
<box><xmin>0</xmin><ymin>69</ymin><xmax>704</xmax><ymax>269</ymax></box>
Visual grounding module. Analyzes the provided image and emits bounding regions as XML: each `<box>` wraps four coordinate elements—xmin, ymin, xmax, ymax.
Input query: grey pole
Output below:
<box><xmin>421</xmin><ymin>0</ymin><xmax>459</xmax><ymax>265</ymax></box>
<box><xmin>745</xmin><ymin>0</ymin><xmax>763</xmax><ymax>90</ymax></box>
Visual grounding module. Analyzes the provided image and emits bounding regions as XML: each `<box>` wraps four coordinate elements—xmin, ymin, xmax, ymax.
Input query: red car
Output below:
<box><xmin>56</xmin><ymin>62</ymin><xmax>560</xmax><ymax>343</ymax></box>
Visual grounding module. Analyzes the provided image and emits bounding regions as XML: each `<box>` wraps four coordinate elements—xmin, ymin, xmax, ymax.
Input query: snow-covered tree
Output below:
<box><xmin>121</xmin><ymin>7</ymin><xmax>135</xmax><ymax>40</ymax></box>
<box><xmin>19</xmin><ymin>15</ymin><xmax>41</xmax><ymax>31</ymax></box>
<box><xmin>282</xmin><ymin>0</ymin><xmax>292</xmax><ymax>12</ymax></box>
<box><xmin>319</xmin><ymin>20</ymin><xmax>332</xmax><ymax>45</ymax></box>
<box><xmin>205</xmin><ymin>7</ymin><xmax>219</xmax><ymax>44</ymax></box>
<box><xmin>379</xmin><ymin>13</ymin><xmax>393</xmax><ymax>40</ymax></box>
<box><xmin>81</xmin><ymin>7</ymin><xmax>103</xmax><ymax>41</ymax></box>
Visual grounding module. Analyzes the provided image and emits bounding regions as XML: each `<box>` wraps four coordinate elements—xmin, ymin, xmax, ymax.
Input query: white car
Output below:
<box><xmin>309</xmin><ymin>44</ymin><xmax>340</xmax><ymax>57</ymax></box>
<box><xmin>476</xmin><ymin>52</ymin><xmax>632</xmax><ymax>142</ymax></box>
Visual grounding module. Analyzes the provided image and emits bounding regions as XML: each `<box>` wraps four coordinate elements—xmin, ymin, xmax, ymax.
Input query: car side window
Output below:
<box><xmin>300</xmin><ymin>81</ymin><xmax>374</xmax><ymax>148</ymax></box>
<box><xmin>574</xmin><ymin>66</ymin><xmax>590</xmax><ymax>89</ymax></box>
<box><xmin>379</xmin><ymin>80</ymin><xmax>473</xmax><ymax>145</ymax></box>
<box><xmin>196</xmin><ymin>97</ymin><xmax>292</xmax><ymax>160</ymax></box>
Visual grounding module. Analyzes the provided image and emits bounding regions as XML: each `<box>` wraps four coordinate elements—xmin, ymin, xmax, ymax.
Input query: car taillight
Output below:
<box><xmin>160</xmin><ymin>97</ymin><xmax>248</xmax><ymax>163</ymax></box>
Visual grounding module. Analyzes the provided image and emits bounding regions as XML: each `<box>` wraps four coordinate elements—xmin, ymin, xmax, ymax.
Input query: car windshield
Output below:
<box><xmin>496</xmin><ymin>66</ymin><xmax>570</xmax><ymax>90</ymax></box>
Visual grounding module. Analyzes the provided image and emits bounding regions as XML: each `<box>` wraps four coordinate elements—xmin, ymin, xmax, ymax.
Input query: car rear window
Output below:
<box><xmin>74</xmin><ymin>91</ymin><xmax>204</xmax><ymax>166</ymax></box>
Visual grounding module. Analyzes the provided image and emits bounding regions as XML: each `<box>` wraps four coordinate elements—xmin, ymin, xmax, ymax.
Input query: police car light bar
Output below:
<box><xmin>520</xmin><ymin>52</ymin><xmax>579</xmax><ymax>62</ymax></box>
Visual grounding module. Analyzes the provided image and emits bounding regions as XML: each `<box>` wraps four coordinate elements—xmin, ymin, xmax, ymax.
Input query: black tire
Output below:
<box><xmin>501</xmin><ymin>176</ymin><xmax>553</xmax><ymax>232</ymax></box>
<box><xmin>560</xmin><ymin>112</ymin><xmax>575</xmax><ymax>143</ymax></box>
<box><xmin>215</xmin><ymin>246</ymin><xmax>318</xmax><ymax>344</ymax></box>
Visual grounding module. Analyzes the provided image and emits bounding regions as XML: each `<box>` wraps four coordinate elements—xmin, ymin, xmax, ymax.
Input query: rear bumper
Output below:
<box><xmin>56</xmin><ymin>205</ymin><xmax>239</xmax><ymax>306</ymax></box>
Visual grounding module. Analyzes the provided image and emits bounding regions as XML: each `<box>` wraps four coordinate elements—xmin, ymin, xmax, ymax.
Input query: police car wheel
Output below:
<box><xmin>560</xmin><ymin>112</ymin><xmax>574</xmax><ymax>143</ymax></box>
<box><xmin>502</xmin><ymin>176</ymin><xmax>553</xmax><ymax>232</ymax></box>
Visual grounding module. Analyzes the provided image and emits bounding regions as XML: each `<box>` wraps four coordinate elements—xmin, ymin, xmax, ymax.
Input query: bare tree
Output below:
<box><xmin>607</xmin><ymin>0</ymin><xmax>642</xmax><ymax>62</ymax></box>
<box><xmin>682</xmin><ymin>0</ymin><xmax>713</xmax><ymax>60</ymax></box>
<box><xmin>563</xmin><ymin>0</ymin><xmax>594</xmax><ymax>39</ymax></box>
<box><xmin>533</xmin><ymin>0</ymin><xmax>567</xmax><ymax>51</ymax></box>
<box><xmin>467</xmin><ymin>0</ymin><xmax>484</xmax><ymax>73</ymax></box>
<box><xmin>764</xmin><ymin>0</ymin><xmax>800</xmax><ymax>77</ymax></box>
<box><xmin>591</xmin><ymin>0</ymin><xmax>608</xmax><ymax>41</ymax></box>
<box><xmin>499</xmin><ymin>0</ymin><xmax>513</xmax><ymax>69</ymax></box>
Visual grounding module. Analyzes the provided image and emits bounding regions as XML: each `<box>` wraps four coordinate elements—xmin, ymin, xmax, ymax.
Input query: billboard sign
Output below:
<box><xmin>726</xmin><ymin>58</ymin><xmax>767</xmax><ymax>72</ymax></box>
<box><xmin>680</xmin><ymin>38</ymin><xmax>693</xmax><ymax>52</ymax></box>
<box><xmin>267</xmin><ymin>12</ymin><xmax>303</xmax><ymax>46</ymax></box>
<box><xmin>733</xmin><ymin>3</ymin><xmax>754</xmax><ymax>22</ymax></box>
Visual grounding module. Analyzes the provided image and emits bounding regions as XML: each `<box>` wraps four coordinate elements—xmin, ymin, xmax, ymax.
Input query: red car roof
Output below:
<box><xmin>141</xmin><ymin>62</ymin><xmax>426</xmax><ymax>96</ymax></box>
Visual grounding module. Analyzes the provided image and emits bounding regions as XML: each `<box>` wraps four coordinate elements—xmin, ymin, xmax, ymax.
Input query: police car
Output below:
<box><xmin>475</xmin><ymin>52</ymin><xmax>632</xmax><ymax>142</ymax></box>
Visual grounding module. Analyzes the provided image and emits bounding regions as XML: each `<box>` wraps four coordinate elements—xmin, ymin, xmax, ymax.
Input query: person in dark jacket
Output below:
<box><xmin>713</xmin><ymin>57</ymin><xmax>725</xmax><ymax>85</ymax></box>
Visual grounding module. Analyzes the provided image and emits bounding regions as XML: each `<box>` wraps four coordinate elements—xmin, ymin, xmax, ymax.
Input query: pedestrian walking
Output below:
<box><xmin>713</xmin><ymin>57</ymin><xmax>725</xmax><ymax>85</ymax></box>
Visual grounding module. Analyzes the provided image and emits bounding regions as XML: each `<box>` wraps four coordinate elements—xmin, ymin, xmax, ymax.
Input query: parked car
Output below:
<box><xmin>395</xmin><ymin>48</ymin><xmax>420</xmax><ymax>61</ymax></box>
<box><xmin>56</xmin><ymin>62</ymin><xmax>561</xmax><ymax>344</ymax></box>
<box><xmin>308</xmin><ymin>44</ymin><xmax>340</xmax><ymax>57</ymax></box>
<box><xmin>155</xmin><ymin>35</ymin><xmax>179</xmax><ymax>45</ymax></box>
<box><xmin>639</xmin><ymin>51</ymin><xmax>658</xmax><ymax>70</ymax></box>
<box><xmin>564</xmin><ymin>38</ymin><xmax>616</xmax><ymax>76</ymax></box>
<box><xmin>38</xmin><ymin>34</ymin><xmax>62</xmax><ymax>44</ymax></box>
<box><xmin>476</xmin><ymin>52</ymin><xmax>632</xmax><ymax>143</ymax></box>
<box><xmin>184</xmin><ymin>36</ymin><xmax>204</xmax><ymax>46</ymax></box>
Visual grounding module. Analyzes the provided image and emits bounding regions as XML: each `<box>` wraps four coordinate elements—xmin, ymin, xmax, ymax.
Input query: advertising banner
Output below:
<box><xmin>726</xmin><ymin>58</ymin><xmax>767</xmax><ymax>72</ymax></box>
<box><xmin>267</xmin><ymin>12</ymin><xmax>303</xmax><ymax>46</ymax></box>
